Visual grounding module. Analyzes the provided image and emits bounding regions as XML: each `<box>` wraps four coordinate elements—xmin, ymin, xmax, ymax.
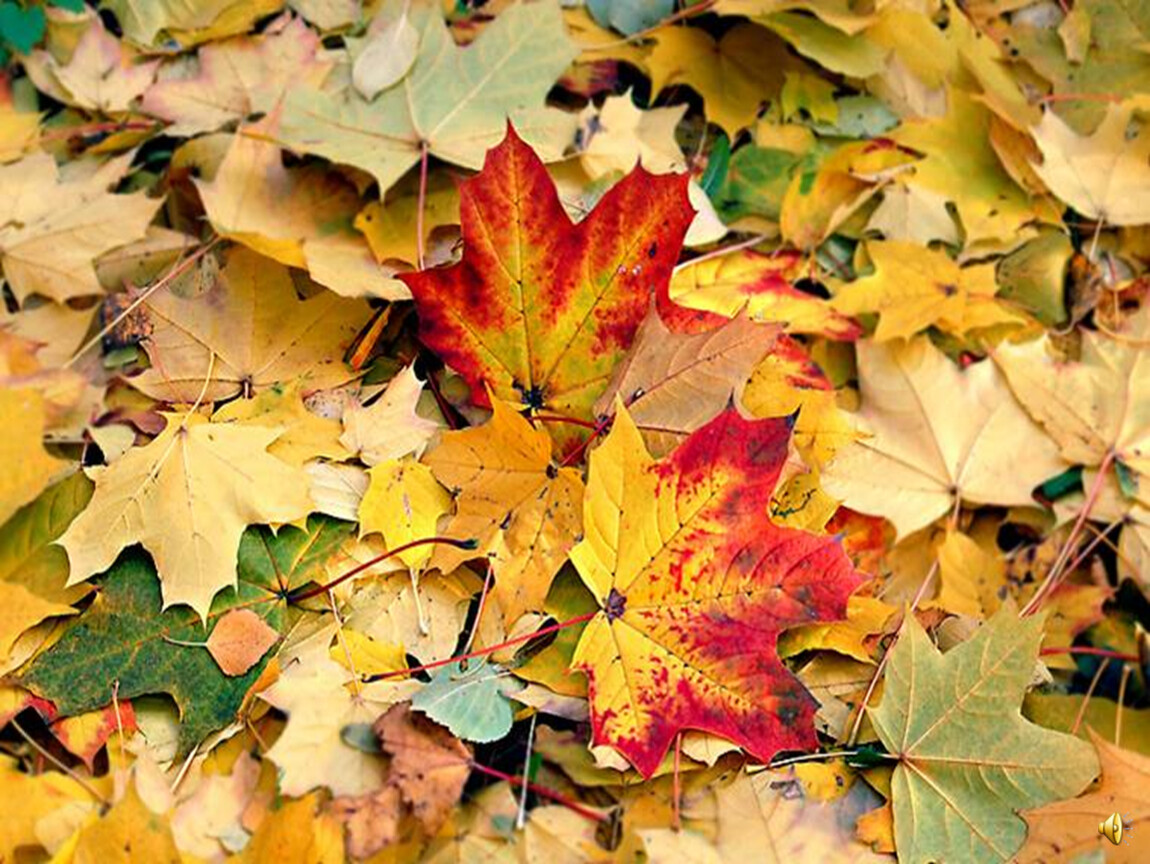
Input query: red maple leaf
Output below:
<box><xmin>570</xmin><ymin>405</ymin><xmax>861</xmax><ymax>776</ymax></box>
<box><xmin>400</xmin><ymin>124</ymin><xmax>694</xmax><ymax>451</ymax></box>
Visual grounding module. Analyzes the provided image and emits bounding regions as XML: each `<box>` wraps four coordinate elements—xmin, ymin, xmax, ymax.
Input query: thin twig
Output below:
<box><xmin>9</xmin><ymin>719</ymin><xmax>109</xmax><ymax>805</ymax></box>
<box><xmin>516</xmin><ymin>712</ymin><xmax>537</xmax><ymax>830</ymax></box>
<box><xmin>470</xmin><ymin>761</ymin><xmax>606</xmax><ymax>822</ymax></box>
<box><xmin>417</xmin><ymin>140</ymin><xmax>429</xmax><ymax>270</ymax></box>
<box><xmin>367</xmin><ymin>612</ymin><xmax>596</xmax><ymax>681</ymax></box>
<box><xmin>65</xmin><ymin>236</ymin><xmax>221</xmax><ymax>369</ymax></box>
<box><xmin>288</xmin><ymin>536</ymin><xmax>476</xmax><ymax>601</ymax></box>
<box><xmin>673</xmin><ymin>233</ymin><xmax>770</xmax><ymax>274</ymax></box>
<box><xmin>1116</xmin><ymin>663</ymin><xmax>1133</xmax><ymax>747</ymax></box>
<box><xmin>1071</xmin><ymin>658</ymin><xmax>1111</xmax><ymax>735</ymax></box>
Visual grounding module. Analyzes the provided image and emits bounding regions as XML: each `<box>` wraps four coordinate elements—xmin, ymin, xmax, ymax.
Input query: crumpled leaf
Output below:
<box><xmin>0</xmin><ymin>472</ymin><xmax>92</xmax><ymax>663</ymax></box>
<box><xmin>59</xmin><ymin>413</ymin><xmax>313</xmax><ymax>619</ymax></box>
<box><xmin>424</xmin><ymin>398</ymin><xmax>583</xmax><ymax>625</ymax></box>
<box><xmin>595</xmin><ymin>307</ymin><xmax>780</xmax><ymax>455</ymax></box>
<box><xmin>402</xmin><ymin>124</ymin><xmax>693</xmax><ymax>453</ymax></box>
<box><xmin>571</xmin><ymin>404</ymin><xmax>861</xmax><ymax>777</ymax></box>
<box><xmin>277</xmin><ymin>0</ymin><xmax>578</xmax><ymax>192</ymax></box>
<box><xmin>833</xmin><ymin>241</ymin><xmax>1030</xmax><ymax>342</ymax></box>
<box><xmin>1017</xmin><ymin>730</ymin><xmax>1148</xmax><ymax>863</ymax></box>
<box><xmin>667</xmin><ymin>248</ymin><xmax>859</xmax><ymax>339</ymax></box>
<box><xmin>377</xmin><ymin>702</ymin><xmax>472</xmax><ymax>833</ymax></box>
<box><xmin>26</xmin><ymin>18</ymin><xmax>159</xmax><ymax>114</ymax></box>
<box><xmin>823</xmin><ymin>338</ymin><xmax>1066</xmax><ymax>540</ymax></box>
<box><xmin>261</xmin><ymin>621</ymin><xmax>421</xmax><ymax>796</ymax></box>
<box><xmin>196</xmin><ymin>113</ymin><xmax>405</xmax><ymax>300</ymax></box>
<box><xmin>105</xmin><ymin>0</ymin><xmax>285</xmax><ymax>50</ymax></box>
<box><xmin>647</xmin><ymin>21</ymin><xmax>791</xmax><ymax>135</ymax></box>
<box><xmin>994</xmin><ymin>304</ymin><xmax>1150</xmax><ymax>498</ymax></box>
<box><xmin>869</xmin><ymin>604</ymin><xmax>1100</xmax><ymax>864</ymax></box>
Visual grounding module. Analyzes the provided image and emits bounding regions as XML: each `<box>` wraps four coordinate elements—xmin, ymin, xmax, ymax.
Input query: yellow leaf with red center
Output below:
<box><xmin>401</xmin><ymin>125</ymin><xmax>694</xmax><ymax>455</ymax></box>
<box><xmin>570</xmin><ymin>404</ymin><xmax>861</xmax><ymax>777</ymax></box>
<box><xmin>666</xmin><ymin>249</ymin><xmax>860</xmax><ymax>339</ymax></box>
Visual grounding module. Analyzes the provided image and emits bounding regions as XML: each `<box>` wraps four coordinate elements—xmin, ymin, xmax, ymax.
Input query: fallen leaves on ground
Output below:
<box><xmin>5</xmin><ymin>1</ymin><xmax>1150</xmax><ymax>861</ymax></box>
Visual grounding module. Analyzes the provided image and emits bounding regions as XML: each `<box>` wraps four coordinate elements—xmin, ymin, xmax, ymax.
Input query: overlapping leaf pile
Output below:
<box><xmin>3</xmin><ymin>1</ymin><xmax>1150</xmax><ymax>861</ymax></box>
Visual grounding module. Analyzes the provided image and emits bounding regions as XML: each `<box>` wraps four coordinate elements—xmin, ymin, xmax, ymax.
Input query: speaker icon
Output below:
<box><xmin>1099</xmin><ymin>811</ymin><xmax>1130</xmax><ymax>846</ymax></box>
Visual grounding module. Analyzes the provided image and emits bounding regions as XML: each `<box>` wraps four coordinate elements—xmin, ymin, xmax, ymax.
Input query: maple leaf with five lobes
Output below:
<box><xmin>402</xmin><ymin>125</ymin><xmax>694</xmax><ymax>454</ymax></box>
<box><xmin>424</xmin><ymin>398</ymin><xmax>583</xmax><ymax>625</ymax></box>
<box><xmin>58</xmin><ymin>414</ymin><xmax>313</xmax><ymax>620</ymax></box>
<box><xmin>832</xmin><ymin>240</ymin><xmax>1029</xmax><ymax>342</ymax></box>
<box><xmin>870</xmin><ymin>605</ymin><xmax>1099</xmax><ymax>864</ymax></box>
<box><xmin>822</xmin><ymin>337</ymin><xmax>1066</xmax><ymax>540</ymax></box>
<box><xmin>570</xmin><ymin>403</ymin><xmax>861</xmax><ymax>777</ymax></box>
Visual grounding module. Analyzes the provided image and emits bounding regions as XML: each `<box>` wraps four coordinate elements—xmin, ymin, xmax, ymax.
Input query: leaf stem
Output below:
<box><xmin>469</xmin><ymin>760</ymin><xmax>607</xmax><ymax>822</ymax></box>
<box><xmin>532</xmin><ymin>413</ymin><xmax>601</xmax><ymax>430</ymax></box>
<box><xmin>366</xmin><ymin>612</ymin><xmax>596</xmax><ymax>681</ymax></box>
<box><xmin>416</xmin><ymin>140</ymin><xmax>429</xmax><ymax>270</ymax></box>
<box><xmin>1040</xmin><ymin>645</ymin><xmax>1139</xmax><ymax>662</ymax></box>
<box><xmin>65</xmin><ymin>235</ymin><xmax>222</xmax><ymax>369</ymax></box>
<box><xmin>287</xmin><ymin>536</ymin><xmax>478</xmax><ymax>602</ymax></box>
<box><xmin>10</xmin><ymin>719</ymin><xmax>109</xmax><ymax>805</ymax></box>
<box><xmin>1022</xmin><ymin>452</ymin><xmax>1113</xmax><ymax>617</ymax></box>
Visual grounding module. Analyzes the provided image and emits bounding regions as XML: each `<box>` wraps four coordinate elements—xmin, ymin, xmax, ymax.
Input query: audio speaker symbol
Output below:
<box><xmin>1099</xmin><ymin>812</ymin><xmax>1128</xmax><ymax>846</ymax></box>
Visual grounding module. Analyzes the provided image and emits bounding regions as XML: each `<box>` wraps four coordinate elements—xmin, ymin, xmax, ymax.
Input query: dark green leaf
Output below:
<box><xmin>0</xmin><ymin>2</ymin><xmax>45</xmax><ymax>54</ymax></box>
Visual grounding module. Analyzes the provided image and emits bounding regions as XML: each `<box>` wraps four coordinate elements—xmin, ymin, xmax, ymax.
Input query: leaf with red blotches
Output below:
<box><xmin>401</xmin><ymin>125</ymin><xmax>694</xmax><ymax>453</ymax></box>
<box><xmin>570</xmin><ymin>404</ymin><xmax>861</xmax><ymax>777</ymax></box>
<box><xmin>663</xmin><ymin>249</ymin><xmax>861</xmax><ymax>340</ymax></box>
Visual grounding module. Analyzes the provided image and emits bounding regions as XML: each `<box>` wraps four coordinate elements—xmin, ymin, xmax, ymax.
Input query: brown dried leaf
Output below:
<box><xmin>376</xmin><ymin>703</ymin><xmax>471</xmax><ymax>835</ymax></box>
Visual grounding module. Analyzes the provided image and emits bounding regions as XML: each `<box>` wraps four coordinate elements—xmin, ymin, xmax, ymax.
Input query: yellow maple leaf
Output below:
<box><xmin>358</xmin><ymin>459</ymin><xmax>451</xmax><ymax>574</ymax></box>
<box><xmin>1030</xmin><ymin>101</ymin><xmax>1150</xmax><ymax>226</ymax></box>
<box><xmin>212</xmin><ymin>383</ymin><xmax>348</xmax><ymax>468</ymax></box>
<box><xmin>339</xmin><ymin>364</ymin><xmax>439</xmax><ymax>467</ymax></box>
<box><xmin>132</xmin><ymin>247</ymin><xmax>371</xmax><ymax>404</ymax></box>
<box><xmin>424</xmin><ymin>398</ymin><xmax>583</xmax><ymax>625</ymax></box>
<box><xmin>822</xmin><ymin>338</ymin><xmax>1066</xmax><ymax>540</ymax></box>
<box><xmin>0</xmin><ymin>153</ymin><xmax>161</xmax><ymax>303</ymax></box>
<box><xmin>647</xmin><ymin>22</ymin><xmax>793</xmax><ymax>135</ymax></box>
<box><xmin>59</xmin><ymin>413</ymin><xmax>313</xmax><ymax>619</ymax></box>
<box><xmin>197</xmin><ymin>113</ymin><xmax>406</xmax><ymax>300</ymax></box>
<box><xmin>833</xmin><ymin>240</ymin><xmax>1029</xmax><ymax>342</ymax></box>
<box><xmin>0</xmin><ymin>388</ymin><xmax>68</xmax><ymax>528</ymax></box>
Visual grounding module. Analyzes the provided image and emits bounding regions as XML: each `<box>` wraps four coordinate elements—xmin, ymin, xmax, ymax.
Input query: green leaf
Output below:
<box><xmin>869</xmin><ymin>604</ymin><xmax>1100</xmax><ymax>864</ymax></box>
<box><xmin>699</xmin><ymin>132</ymin><xmax>730</xmax><ymax>198</ymax></box>
<box><xmin>278</xmin><ymin>0</ymin><xmax>577</xmax><ymax>194</ymax></box>
<box><xmin>715</xmin><ymin>146</ymin><xmax>802</xmax><ymax>222</ymax></box>
<box><xmin>21</xmin><ymin>515</ymin><xmax>355</xmax><ymax>754</ymax></box>
<box><xmin>412</xmin><ymin>660</ymin><xmax>521</xmax><ymax>743</ymax></box>
<box><xmin>0</xmin><ymin>2</ymin><xmax>45</xmax><ymax>55</ymax></box>
<box><xmin>48</xmin><ymin>0</ymin><xmax>87</xmax><ymax>11</ymax></box>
